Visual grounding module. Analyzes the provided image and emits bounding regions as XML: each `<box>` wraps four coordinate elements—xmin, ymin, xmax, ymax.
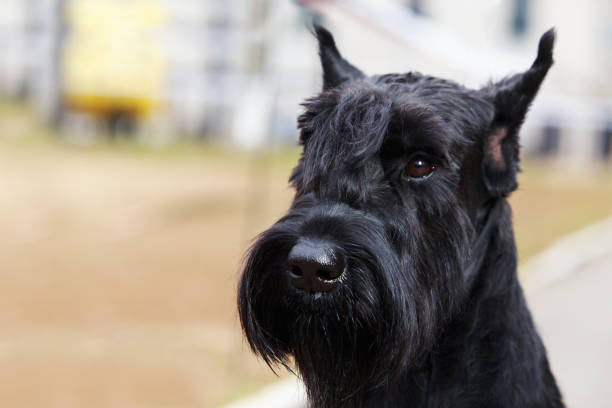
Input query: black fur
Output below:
<box><xmin>238</xmin><ymin>25</ymin><xmax>563</xmax><ymax>407</ymax></box>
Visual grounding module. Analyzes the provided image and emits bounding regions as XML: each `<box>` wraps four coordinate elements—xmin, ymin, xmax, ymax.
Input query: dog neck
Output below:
<box><xmin>463</xmin><ymin>197</ymin><xmax>504</xmax><ymax>291</ymax></box>
<box><xmin>377</xmin><ymin>199</ymin><xmax>563</xmax><ymax>407</ymax></box>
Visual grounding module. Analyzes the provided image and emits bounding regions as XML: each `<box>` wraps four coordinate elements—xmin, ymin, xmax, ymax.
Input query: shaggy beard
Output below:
<box><xmin>240</xmin><ymin>227</ymin><xmax>426</xmax><ymax>406</ymax></box>
<box><xmin>238</xmin><ymin>204</ymin><xmax>473</xmax><ymax>407</ymax></box>
<box><xmin>289</xmin><ymin>289</ymin><xmax>398</xmax><ymax>407</ymax></box>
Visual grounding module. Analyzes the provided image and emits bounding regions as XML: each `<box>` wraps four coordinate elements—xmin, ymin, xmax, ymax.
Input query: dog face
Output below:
<box><xmin>238</xmin><ymin>25</ymin><xmax>554</xmax><ymax>406</ymax></box>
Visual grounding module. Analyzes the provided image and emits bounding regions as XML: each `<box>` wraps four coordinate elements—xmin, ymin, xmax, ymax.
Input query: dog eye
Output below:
<box><xmin>404</xmin><ymin>155</ymin><xmax>436</xmax><ymax>179</ymax></box>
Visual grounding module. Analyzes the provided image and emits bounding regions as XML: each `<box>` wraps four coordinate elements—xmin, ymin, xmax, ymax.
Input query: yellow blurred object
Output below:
<box><xmin>61</xmin><ymin>0</ymin><xmax>167</xmax><ymax>118</ymax></box>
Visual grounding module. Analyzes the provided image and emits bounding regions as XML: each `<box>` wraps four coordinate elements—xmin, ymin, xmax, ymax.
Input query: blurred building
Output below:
<box><xmin>0</xmin><ymin>0</ymin><xmax>319</xmax><ymax>143</ymax></box>
<box><xmin>0</xmin><ymin>0</ymin><xmax>611</xmax><ymax>160</ymax></box>
<box><xmin>0</xmin><ymin>0</ymin><xmax>62</xmax><ymax>123</ymax></box>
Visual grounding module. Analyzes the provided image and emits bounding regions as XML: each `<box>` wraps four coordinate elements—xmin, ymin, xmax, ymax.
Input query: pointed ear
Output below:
<box><xmin>312</xmin><ymin>23</ymin><xmax>365</xmax><ymax>90</ymax></box>
<box><xmin>482</xmin><ymin>28</ymin><xmax>555</xmax><ymax>196</ymax></box>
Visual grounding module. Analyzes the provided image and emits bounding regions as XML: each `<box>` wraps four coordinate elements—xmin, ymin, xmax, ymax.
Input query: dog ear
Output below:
<box><xmin>482</xmin><ymin>28</ymin><xmax>555</xmax><ymax>196</ymax></box>
<box><xmin>313</xmin><ymin>23</ymin><xmax>365</xmax><ymax>90</ymax></box>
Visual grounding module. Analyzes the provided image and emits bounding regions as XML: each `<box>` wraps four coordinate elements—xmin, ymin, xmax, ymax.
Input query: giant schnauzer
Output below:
<box><xmin>238</xmin><ymin>25</ymin><xmax>563</xmax><ymax>407</ymax></box>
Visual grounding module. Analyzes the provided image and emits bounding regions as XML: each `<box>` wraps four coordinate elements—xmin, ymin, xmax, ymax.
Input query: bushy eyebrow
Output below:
<box><xmin>383</xmin><ymin>103</ymin><xmax>450</xmax><ymax>160</ymax></box>
<box><xmin>294</xmin><ymin>85</ymin><xmax>394</xmax><ymax>192</ymax></box>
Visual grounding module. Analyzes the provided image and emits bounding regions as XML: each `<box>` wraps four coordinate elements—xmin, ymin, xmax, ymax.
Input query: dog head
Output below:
<box><xmin>238</xmin><ymin>25</ymin><xmax>554</xmax><ymax>406</ymax></box>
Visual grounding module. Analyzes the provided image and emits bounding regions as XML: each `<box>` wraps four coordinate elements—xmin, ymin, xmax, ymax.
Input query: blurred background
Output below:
<box><xmin>0</xmin><ymin>0</ymin><xmax>611</xmax><ymax>407</ymax></box>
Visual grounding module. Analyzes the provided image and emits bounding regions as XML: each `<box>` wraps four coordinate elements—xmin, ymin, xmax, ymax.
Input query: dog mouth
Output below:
<box><xmin>293</xmin><ymin>288</ymin><xmax>326</xmax><ymax>302</ymax></box>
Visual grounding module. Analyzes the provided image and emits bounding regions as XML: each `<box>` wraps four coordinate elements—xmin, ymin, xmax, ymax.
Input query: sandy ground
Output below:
<box><xmin>0</xmin><ymin>144</ymin><xmax>294</xmax><ymax>407</ymax></box>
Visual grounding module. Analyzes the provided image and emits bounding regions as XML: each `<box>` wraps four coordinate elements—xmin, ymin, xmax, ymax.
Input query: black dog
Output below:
<box><xmin>238</xmin><ymin>25</ymin><xmax>564</xmax><ymax>407</ymax></box>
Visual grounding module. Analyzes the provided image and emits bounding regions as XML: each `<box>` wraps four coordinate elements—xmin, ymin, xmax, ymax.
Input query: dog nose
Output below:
<box><xmin>287</xmin><ymin>240</ymin><xmax>345</xmax><ymax>293</ymax></box>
